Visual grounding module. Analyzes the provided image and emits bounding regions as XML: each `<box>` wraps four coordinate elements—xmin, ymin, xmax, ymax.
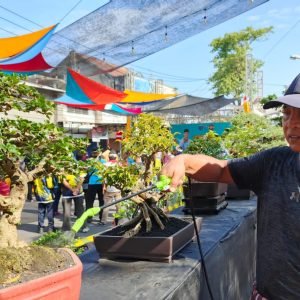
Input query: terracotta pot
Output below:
<box><xmin>0</xmin><ymin>248</ymin><xmax>82</xmax><ymax>300</ymax></box>
<box><xmin>94</xmin><ymin>217</ymin><xmax>202</xmax><ymax>263</ymax></box>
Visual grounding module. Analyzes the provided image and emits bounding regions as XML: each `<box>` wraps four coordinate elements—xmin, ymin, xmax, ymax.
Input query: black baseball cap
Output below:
<box><xmin>264</xmin><ymin>73</ymin><xmax>300</xmax><ymax>109</ymax></box>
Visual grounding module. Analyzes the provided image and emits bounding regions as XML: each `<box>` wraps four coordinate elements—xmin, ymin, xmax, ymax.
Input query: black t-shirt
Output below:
<box><xmin>229</xmin><ymin>146</ymin><xmax>300</xmax><ymax>300</ymax></box>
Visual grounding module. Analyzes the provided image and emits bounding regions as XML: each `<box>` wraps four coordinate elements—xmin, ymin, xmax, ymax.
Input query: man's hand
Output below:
<box><xmin>162</xmin><ymin>154</ymin><xmax>234</xmax><ymax>187</ymax></box>
<box><xmin>161</xmin><ymin>155</ymin><xmax>187</xmax><ymax>191</ymax></box>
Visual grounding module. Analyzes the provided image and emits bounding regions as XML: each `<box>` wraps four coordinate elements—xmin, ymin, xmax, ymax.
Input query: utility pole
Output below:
<box><xmin>256</xmin><ymin>70</ymin><xmax>263</xmax><ymax>101</ymax></box>
<box><xmin>245</xmin><ymin>53</ymin><xmax>253</xmax><ymax>107</ymax></box>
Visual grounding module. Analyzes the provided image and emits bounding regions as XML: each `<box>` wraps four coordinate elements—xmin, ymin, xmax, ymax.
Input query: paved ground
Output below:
<box><xmin>19</xmin><ymin>199</ymin><xmax>114</xmax><ymax>244</ymax></box>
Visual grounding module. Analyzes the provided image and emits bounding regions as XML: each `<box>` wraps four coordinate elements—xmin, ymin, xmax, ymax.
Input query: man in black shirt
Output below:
<box><xmin>162</xmin><ymin>74</ymin><xmax>300</xmax><ymax>300</ymax></box>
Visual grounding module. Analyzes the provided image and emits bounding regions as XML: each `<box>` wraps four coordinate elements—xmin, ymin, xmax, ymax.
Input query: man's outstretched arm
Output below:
<box><xmin>161</xmin><ymin>154</ymin><xmax>234</xmax><ymax>190</ymax></box>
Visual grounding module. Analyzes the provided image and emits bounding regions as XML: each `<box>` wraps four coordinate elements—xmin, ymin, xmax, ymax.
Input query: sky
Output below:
<box><xmin>0</xmin><ymin>0</ymin><xmax>300</xmax><ymax>99</ymax></box>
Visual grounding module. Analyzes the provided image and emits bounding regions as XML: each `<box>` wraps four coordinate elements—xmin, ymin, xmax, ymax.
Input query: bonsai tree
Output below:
<box><xmin>0</xmin><ymin>72</ymin><xmax>87</xmax><ymax>248</ymax></box>
<box><xmin>223</xmin><ymin>112</ymin><xmax>286</xmax><ymax>158</ymax></box>
<box><xmin>99</xmin><ymin>114</ymin><xmax>177</xmax><ymax>237</ymax></box>
<box><xmin>184</xmin><ymin>130</ymin><xmax>227</xmax><ymax>159</ymax></box>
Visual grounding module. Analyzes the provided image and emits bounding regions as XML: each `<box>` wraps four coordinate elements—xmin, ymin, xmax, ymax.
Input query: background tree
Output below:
<box><xmin>259</xmin><ymin>94</ymin><xmax>282</xmax><ymax>125</ymax></box>
<box><xmin>0</xmin><ymin>73</ymin><xmax>87</xmax><ymax>248</ymax></box>
<box><xmin>208</xmin><ymin>26</ymin><xmax>273</xmax><ymax>98</ymax></box>
<box><xmin>223</xmin><ymin>112</ymin><xmax>285</xmax><ymax>158</ymax></box>
<box><xmin>259</xmin><ymin>94</ymin><xmax>278</xmax><ymax>106</ymax></box>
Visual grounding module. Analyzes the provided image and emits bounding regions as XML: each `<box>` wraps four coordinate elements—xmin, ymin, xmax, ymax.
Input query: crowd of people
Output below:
<box><xmin>25</xmin><ymin>139</ymin><xmax>190</xmax><ymax>234</ymax></box>
<box><xmin>27</xmin><ymin>149</ymin><xmax>125</xmax><ymax>234</ymax></box>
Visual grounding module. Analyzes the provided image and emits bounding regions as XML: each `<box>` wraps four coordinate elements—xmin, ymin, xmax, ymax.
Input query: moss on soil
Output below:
<box><xmin>0</xmin><ymin>246</ymin><xmax>72</xmax><ymax>287</ymax></box>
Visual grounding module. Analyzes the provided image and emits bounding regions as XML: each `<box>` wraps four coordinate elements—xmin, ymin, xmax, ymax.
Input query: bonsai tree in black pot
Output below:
<box><xmin>183</xmin><ymin>130</ymin><xmax>228</xmax><ymax>213</ymax></box>
<box><xmin>223</xmin><ymin>112</ymin><xmax>285</xmax><ymax>199</ymax></box>
<box><xmin>93</xmin><ymin>114</ymin><xmax>201</xmax><ymax>262</ymax></box>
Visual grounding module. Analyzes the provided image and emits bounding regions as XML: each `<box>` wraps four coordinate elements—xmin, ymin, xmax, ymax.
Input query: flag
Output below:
<box><xmin>242</xmin><ymin>96</ymin><xmax>251</xmax><ymax>113</ymax></box>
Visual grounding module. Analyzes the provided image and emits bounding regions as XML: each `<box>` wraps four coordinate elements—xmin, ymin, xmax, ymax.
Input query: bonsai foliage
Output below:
<box><xmin>223</xmin><ymin>112</ymin><xmax>286</xmax><ymax>158</ymax></box>
<box><xmin>101</xmin><ymin>164</ymin><xmax>140</xmax><ymax>194</ymax></box>
<box><xmin>123</xmin><ymin>114</ymin><xmax>176</xmax><ymax>183</ymax></box>
<box><xmin>100</xmin><ymin>114</ymin><xmax>176</xmax><ymax>237</ymax></box>
<box><xmin>0</xmin><ymin>72</ymin><xmax>87</xmax><ymax>248</ymax></box>
<box><xmin>208</xmin><ymin>26</ymin><xmax>273</xmax><ymax>98</ymax></box>
<box><xmin>184</xmin><ymin>130</ymin><xmax>227</xmax><ymax>159</ymax></box>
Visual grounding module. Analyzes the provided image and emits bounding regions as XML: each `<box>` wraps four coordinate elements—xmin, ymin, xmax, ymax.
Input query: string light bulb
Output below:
<box><xmin>164</xmin><ymin>26</ymin><xmax>168</xmax><ymax>42</ymax></box>
<box><xmin>131</xmin><ymin>40</ymin><xmax>135</xmax><ymax>55</ymax></box>
<box><xmin>203</xmin><ymin>8</ymin><xmax>207</xmax><ymax>24</ymax></box>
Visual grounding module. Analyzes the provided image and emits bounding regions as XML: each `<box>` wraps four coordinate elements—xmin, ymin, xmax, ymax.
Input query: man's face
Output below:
<box><xmin>184</xmin><ymin>131</ymin><xmax>189</xmax><ymax>139</ymax></box>
<box><xmin>282</xmin><ymin>105</ymin><xmax>300</xmax><ymax>152</ymax></box>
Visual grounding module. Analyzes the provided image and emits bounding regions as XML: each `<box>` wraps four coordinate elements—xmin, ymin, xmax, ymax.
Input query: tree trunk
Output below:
<box><xmin>0</xmin><ymin>168</ymin><xmax>28</xmax><ymax>248</ymax></box>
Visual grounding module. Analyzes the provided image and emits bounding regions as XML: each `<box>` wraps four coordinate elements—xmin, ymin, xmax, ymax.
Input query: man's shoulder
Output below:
<box><xmin>261</xmin><ymin>146</ymin><xmax>293</xmax><ymax>158</ymax></box>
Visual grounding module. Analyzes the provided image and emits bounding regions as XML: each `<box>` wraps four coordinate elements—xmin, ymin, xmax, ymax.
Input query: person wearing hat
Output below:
<box><xmin>161</xmin><ymin>74</ymin><xmax>300</xmax><ymax>300</ymax></box>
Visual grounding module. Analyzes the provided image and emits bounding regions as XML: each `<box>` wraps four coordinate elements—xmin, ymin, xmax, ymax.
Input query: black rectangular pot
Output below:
<box><xmin>93</xmin><ymin>217</ymin><xmax>202</xmax><ymax>263</ymax></box>
<box><xmin>183</xmin><ymin>180</ymin><xmax>228</xmax><ymax>199</ymax></box>
<box><xmin>226</xmin><ymin>183</ymin><xmax>251</xmax><ymax>200</ymax></box>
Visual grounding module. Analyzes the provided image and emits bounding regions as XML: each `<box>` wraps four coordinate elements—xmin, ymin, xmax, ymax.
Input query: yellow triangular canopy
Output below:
<box><xmin>121</xmin><ymin>90</ymin><xmax>177</xmax><ymax>103</ymax></box>
<box><xmin>0</xmin><ymin>25</ymin><xmax>56</xmax><ymax>59</ymax></box>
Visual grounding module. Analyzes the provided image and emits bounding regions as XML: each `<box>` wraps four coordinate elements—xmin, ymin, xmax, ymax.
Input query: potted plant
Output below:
<box><xmin>0</xmin><ymin>73</ymin><xmax>86</xmax><ymax>298</ymax></box>
<box><xmin>93</xmin><ymin>114</ymin><xmax>202</xmax><ymax>262</ymax></box>
<box><xmin>183</xmin><ymin>130</ymin><xmax>228</xmax><ymax>213</ymax></box>
<box><xmin>223</xmin><ymin>112</ymin><xmax>285</xmax><ymax>199</ymax></box>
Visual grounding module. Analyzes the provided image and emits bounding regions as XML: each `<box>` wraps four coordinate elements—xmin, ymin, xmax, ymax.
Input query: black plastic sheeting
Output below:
<box><xmin>79</xmin><ymin>200</ymin><xmax>257</xmax><ymax>299</ymax></box>
<box><xmin>138</xmin><ymin>95</ymin><xmax>236</xmax><ymax>116</ymax></box>
<box><xmin>43</xmin><ymin>0</ymin><xmax>269</xmax><ymax>70</ymax></box>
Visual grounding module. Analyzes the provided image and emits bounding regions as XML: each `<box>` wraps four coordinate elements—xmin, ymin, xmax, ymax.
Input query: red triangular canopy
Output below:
<box><xmin>0</xmin><ymin>53</ymin><xmax>52</xmax><ymax>72</ymax></box>
<box><xmin>68</xmin><ymin>68</ymin><xmax>127</xmax><ymax>104</ymax></box>
<box><xmin>56</xmin><ymin>102</ymin><xmax>105</xmax><ymax>111</ymax></box>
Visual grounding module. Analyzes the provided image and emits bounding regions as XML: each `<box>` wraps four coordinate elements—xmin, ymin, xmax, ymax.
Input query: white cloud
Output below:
<box><xmin>276</xmin><ymin>23</ymin><xmax>290</xmax><ymax>29</ymax></box>
<box><xmin>247</xmin><ymin>15</ymin><xmax>260</xmax><ymax>22</ymax></box>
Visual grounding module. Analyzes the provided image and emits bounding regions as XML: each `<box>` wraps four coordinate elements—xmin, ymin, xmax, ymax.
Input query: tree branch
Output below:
<box><xmin>27</xmin><ymin>157</ymin><xmax>47</xmax><ymax>181</ymax></box>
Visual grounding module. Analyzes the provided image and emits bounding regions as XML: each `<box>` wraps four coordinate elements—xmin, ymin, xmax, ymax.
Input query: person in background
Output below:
<box><xmin>0</xmin><ymin>177</ymin><xmax>10</xmax><ymax>196</ymax></box>
<box><xmin>85</xmin><ymin>150</ymin><xmax>106</xmax><ymax>224</ymax></box>
<box><xmin>103</xmin><ymin>153</ymin><xmax>121</xmax><ymax>225</ymax></box>
<box><xmin>33</xmin><ymin>177</ymin><xmax>54</xmax><ymax>234</ymax></box>
<box><xmin>54</xmin><ymin>176</ymin><xmax>62</xmax><ymax>216</ymax></box>
<box><xmin>26</xmin><ymin>181</ymin><xmax>34</xmax><ymax>202</ymax></box>
<box><xmin>102</xmin><ymin>148</ymin><xmax>111</xmax><ymax>162</ymax></box>
<box><xmin>61</xmin><ymin>173</ymin><xmax>89</xmax><ymax>233</ymax></box>
<box><xmin>162</xmin><ymin>73</ymin><xmax>300</xmax><ymax>300</ymax></box>
<box><xmin>154</xmin><ymin>151</ymin><xmax>162</xmax><ymax>172</ymax></box>
<box><xmin>179</xmin><ymin>128</ymin><xmax>191</xmax><ymax>151</ymax></box>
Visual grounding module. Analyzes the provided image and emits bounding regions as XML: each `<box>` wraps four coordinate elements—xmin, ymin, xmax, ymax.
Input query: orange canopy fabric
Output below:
<box><xmin>0</xmin><ymin>25</ymin><xmax>56</xmax><ymax>59</ymax></box>
<box><xmin>121</xmin><ymin>89</ymin><xmax>177</xmax><ymax>103</ymax></box>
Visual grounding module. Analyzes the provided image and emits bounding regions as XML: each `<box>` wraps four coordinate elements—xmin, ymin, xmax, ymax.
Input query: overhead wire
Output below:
<box><xmin>57</xmin><ymin>0</ymin><xmax>84</xmax><ymax>24</ymax></box>
<box><xmin>131</xmin><ymin>65</ymin><xmax>207</xmax><ymax>81</ymax></box>
<box><xmin>263</xmin><ymin>18</ymin><xmax>300</xmax><ymax>59</ymax></box>
<box><xmin>0</xmin><ymin>26</ymin><xmax>16</xmax><ymax>35</ymax></box>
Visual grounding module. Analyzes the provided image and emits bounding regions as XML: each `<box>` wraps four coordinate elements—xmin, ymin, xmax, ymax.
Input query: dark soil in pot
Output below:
<box><xmin>102</xmin><ymin>217</ymin><xmax>190</xmax><ymax>237</ymax></box>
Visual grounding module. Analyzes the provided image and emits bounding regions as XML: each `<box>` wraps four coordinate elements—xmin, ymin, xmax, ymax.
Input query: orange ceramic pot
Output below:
<box><xmin>0</xmin><ymin>248</ymin><xmax>82</xmax><ymax>300</ymax></box>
